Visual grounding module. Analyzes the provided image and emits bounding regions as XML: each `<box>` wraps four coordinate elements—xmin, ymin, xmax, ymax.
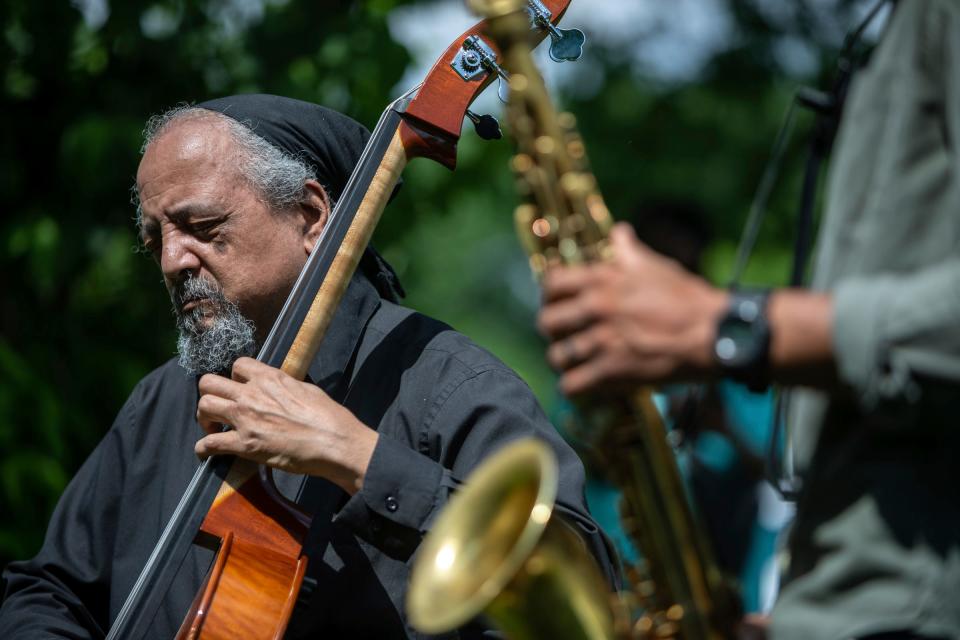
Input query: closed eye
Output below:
<box><xmin>183</xmin><ymin>216</ymin><xmax>228</xmax><ymax>240</ymax></box>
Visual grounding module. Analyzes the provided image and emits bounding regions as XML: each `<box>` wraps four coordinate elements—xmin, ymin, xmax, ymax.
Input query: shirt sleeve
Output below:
<box><xmin>0</xmin><ymin>389</ymin><xmax>137</xmax><ymax>638</ymax></box>
<box><xmin>833</xmin><ymin>259</ymin><xmax>960</xmax><ymax>409</ymax></box>
<box><xmin>334</xmin><ymin>366</ymin><xmax>620</xmax><ymax>587</ymax></box>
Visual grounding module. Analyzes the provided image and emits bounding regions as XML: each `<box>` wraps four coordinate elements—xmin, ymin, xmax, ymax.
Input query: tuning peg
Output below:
<box><xmin>466</xmin><ymin>110</ymin><xmax>502</xmax><ymax>140</ymax></box>
<box><xmin>526</xmin><ymin>0</ymin><xmax>586</xmax><ymax>63</ymax></box>
<box><xmin>546</xmin><ymin>24</ymin><xmax>585</xmax><ymax>63</ymax></box>
<box><xmin>452</xmin><ymin>35</ymin><xmax>512</xmax><ymax>102</ymax></box>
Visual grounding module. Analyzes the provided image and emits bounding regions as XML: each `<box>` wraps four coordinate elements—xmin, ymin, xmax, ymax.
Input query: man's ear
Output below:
<box><xmin>300</xmin><ymin>179</ymin><xmax>331</xmax><ymax>255</ymax></box>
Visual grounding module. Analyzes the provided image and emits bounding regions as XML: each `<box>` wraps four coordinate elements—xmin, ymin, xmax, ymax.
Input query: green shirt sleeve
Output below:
<box><xmin>833</xmin><ymin>260</ymin><xmax>960</xmax><ymax>407</ymax></box>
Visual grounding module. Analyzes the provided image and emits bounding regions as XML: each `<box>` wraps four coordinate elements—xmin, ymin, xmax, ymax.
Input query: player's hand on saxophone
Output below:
<box><xmin>539</xmin><ymin>222</ymin><xmax>729</xmax><ymax>394</ymax></box>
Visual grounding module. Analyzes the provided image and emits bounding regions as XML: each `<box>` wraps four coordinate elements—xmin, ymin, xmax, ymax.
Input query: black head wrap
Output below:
<box><xmin>197</xmin><ymin>94</ymin><xmax>404</xmax><ymax>301</ymax></box>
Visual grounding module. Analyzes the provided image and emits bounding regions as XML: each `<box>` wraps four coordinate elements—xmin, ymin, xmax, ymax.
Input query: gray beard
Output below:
<box><xmin>171</xmin><ymin>276</ymin><xmax>258</xmax><ymax>376</ymax></box>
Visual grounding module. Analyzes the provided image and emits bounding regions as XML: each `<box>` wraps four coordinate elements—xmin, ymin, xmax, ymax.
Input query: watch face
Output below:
<box><xmin>715</xmin><ymin>292</ymin><xmax>771</xmax><ymax>383</ymax></box>
<box><xmin>715</xmin><ymin>317</ymin><xmax>759</xmax><ymax>367</ymax></box>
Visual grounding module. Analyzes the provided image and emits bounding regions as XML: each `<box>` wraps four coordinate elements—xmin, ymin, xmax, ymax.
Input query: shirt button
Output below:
<box><xmin>385</xmin><ymin>496</ymin><xmax>399</xmax><ymax>513</ymax></box>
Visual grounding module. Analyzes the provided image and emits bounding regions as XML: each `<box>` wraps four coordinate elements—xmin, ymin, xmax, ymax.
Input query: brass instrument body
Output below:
<box><xmin>479</xmin><ymin>2</ymin><xmax>741</xmax><ymax>638</ymax></box>
<box><xmin>407</xmin><ymin>439</ymin><xmax>617</xmax><ymax>640</ymax></box>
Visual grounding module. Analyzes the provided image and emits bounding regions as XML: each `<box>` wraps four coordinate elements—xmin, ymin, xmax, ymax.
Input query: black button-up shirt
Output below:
<box><xmin>0</xmin><ymin>274</ymin><xmax>617</xmax><ymax>638</ymax></box>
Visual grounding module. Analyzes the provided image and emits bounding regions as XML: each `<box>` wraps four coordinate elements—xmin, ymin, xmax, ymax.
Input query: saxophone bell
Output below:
<box><xmin>407</xmin><ymin>439</ymin><xmax>622</xmax><ymax>640</ymax></box>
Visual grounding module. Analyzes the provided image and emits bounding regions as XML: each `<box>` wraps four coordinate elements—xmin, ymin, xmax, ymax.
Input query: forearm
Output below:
<box><xmin>709</xmin><ymin>261</ymin><xmax>960</xmax><ymax>397</ymax></box>
<box><xmin>336</xmin><ymin>367</ymin><xmax>618</xmax><ymax>587</ymax></box>
<box><xmin>766</xmin><ymin>289</ymin><xmax>837</xmax><ymax>388</ymax></box>
<box><xmin>687</xmin><ymin>287</ymin><xmax>837</xmax><ymax>390</ymax></box>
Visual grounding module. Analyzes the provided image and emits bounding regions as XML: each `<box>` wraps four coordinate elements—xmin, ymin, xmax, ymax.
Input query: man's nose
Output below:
<box><xmin>160</xmin><ymin>234</ymin><xmax>202</xmax><ymax>281</ymax></box>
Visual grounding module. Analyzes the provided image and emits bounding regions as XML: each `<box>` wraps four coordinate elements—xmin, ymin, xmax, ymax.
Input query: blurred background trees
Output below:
<box><xmin>0</xmin><ymin>0</ymin><xmax>879</xmax><ymax>566</ymax></box>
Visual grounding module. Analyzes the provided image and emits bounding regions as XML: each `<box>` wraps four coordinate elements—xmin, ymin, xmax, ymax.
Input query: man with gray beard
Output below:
<box><xmin>0</xmin><ymin>94</ymin><xmax>616</xmax><ymax>638</ymax></box>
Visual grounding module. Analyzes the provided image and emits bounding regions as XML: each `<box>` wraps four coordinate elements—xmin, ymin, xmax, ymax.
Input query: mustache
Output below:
<box><xmin>171</xmin><ymin>275</ymin><xmax>222</xmax><ymax>313</ymax></box>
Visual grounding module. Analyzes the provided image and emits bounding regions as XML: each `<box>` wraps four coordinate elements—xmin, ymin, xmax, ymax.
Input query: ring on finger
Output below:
<box><xmin>561</xmin><ymin>338</ymin><xmax>581</xmax><ymax>366</ymax></box>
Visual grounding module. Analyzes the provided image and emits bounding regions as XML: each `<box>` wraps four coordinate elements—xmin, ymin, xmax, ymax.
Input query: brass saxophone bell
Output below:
<box><xmin>407</xmin><ymin>438</ymin><xmax>618</xmax><ymax>639</ymax></box>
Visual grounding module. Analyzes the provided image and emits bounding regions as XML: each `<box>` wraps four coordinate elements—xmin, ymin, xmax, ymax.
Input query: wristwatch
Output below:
<box><xmin>713</xmin><ymin>290</ymin><xmax>771</xmax><ymax>391</ymax></box>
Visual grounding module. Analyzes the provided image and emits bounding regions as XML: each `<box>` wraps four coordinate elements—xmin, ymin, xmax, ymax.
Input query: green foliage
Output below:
<box><xmin>0</xmin><ymin>0</ymin><xmax>840</xmax><ymax>568</ymax></box>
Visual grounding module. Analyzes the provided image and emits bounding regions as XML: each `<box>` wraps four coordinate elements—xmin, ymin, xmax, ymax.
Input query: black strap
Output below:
<box><xmin>790</xmin><ymin>140</ymin><xmax>824</xmax><ymax>286</ymax></box>
<box><xmin>789</xmin><ymin>0</ymin><xmax>893</xmax><ymax>286</ymax></box>
<box><xmin>769</xmin><ymin>1</ymin><xmax>896</xmax><ymax>501</ymax></box>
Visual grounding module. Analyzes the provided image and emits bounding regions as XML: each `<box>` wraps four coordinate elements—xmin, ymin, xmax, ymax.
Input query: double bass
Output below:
<box><xmin>106</xmin><ymin>3</ymin><xmax>577</xmax><ymax>638</ymax></box>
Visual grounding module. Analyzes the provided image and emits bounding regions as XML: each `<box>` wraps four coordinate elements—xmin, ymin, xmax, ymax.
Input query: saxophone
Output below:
<box><xmin>408</xmin><ymin>1</ymin><xmax>741</xmax><ymax>638</ymax></box>
<box><xmin>472</xmin><ymin>1</ymin><xmax>741</xmax><ymax>637</ymax></box>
